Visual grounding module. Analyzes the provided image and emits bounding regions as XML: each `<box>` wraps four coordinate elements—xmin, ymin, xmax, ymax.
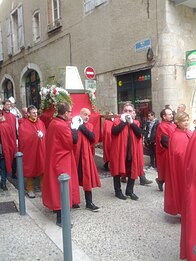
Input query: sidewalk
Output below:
<box><xmin>0</xmin><ymin>151</ymin><xmax>181</xmax><ymax>261</ymax></box>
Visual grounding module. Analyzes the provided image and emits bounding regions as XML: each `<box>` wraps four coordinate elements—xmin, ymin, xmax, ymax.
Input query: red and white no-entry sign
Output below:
<box><xmin>84</xmin><ymin>66</ymin><xmax>95</xmax><ymax>79</ymax></box>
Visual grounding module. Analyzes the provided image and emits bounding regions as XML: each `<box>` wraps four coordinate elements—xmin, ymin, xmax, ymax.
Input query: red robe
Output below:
<box><xmin>180</xmin><ymin>131</ymin><xmax>196</xmax><ymax>261</ymax></box>
<box><xmin>165</xmin><ymin>128</ymin><xmax>192</xmax><ymax>215</ymax></box>
<box><xmin>42</xmin><ymin>117</ymin><xmax>80</xmax><ymax>210</ymax></box>
<box><xmin>18</xmin><ymin>118</ymin><xmax>46</xmax><ymax>178</ymax></box>
<box><xmin>73</xmin><ymin>122</ymin><xmax>101</xmax><ymax>191</ymax></box>
<box><xmin>156</xmin><ymin>121</ymin><xmax>176</xmax><ymax>181</ymax></box>
<box><xmin>0</xmin><ymin>120</ymin><xmax>16</xmax><ymax>173</ymax></box>
<box><xmin>110</xmin><ymin>118</ymin><xmax>140</xmax><ymax>179</ymax></box>
<box><xmin>134</xmin><ymin>119</ymin><xmax>145</xmax><ymax>176</ymax></box>
<box><xmin>102</xmin><ymin>119</ymin><xmax>113</xmax><ymax>163</ymax></box>
<box><xmin>3</xmin><ymin>111</ymin><xmax>16</xmax><ymax>140</ymax></box>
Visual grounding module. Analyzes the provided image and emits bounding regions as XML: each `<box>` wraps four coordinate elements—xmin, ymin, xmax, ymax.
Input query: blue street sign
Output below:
<box><xmin>135</xmin><ymin>39</ymin><xmax>151</xmax><ymax>52</ymax></box>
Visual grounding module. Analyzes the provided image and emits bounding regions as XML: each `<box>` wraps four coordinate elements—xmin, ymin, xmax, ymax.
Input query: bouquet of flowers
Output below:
<box><xmin>40</xmin><ymin>85</ymin><xmax>72</xmax><ymax>114</ymax></box>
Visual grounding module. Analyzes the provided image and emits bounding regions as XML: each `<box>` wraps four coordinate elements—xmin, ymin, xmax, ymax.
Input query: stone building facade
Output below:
<box><xmin>0</xmin><ymin>0</ymin><xmax>195</xmax><ymax>123</ymax></box>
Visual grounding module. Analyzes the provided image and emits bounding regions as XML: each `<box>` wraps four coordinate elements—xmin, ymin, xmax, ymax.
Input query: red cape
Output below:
<box><xmin>73</xmin><ymin>122</ymin><xmax>101</xmax><ymax>191</ymax></box>
<box><xmin>3</xmin><ymin>111</ymin><xmax>16</xmax><ymax>140</ymax></box>
<box><xmin>165</xmin><ymin>128</ymin><xmax>192</xmax><ymax>215</ymax></box>
<box><xmin>42</xmin><ymin>117</ymin><xmax>80</xmax><ymax>210</ymax></box>
<box><xmin>134</xmin><ymin>119</ymin><xmax>145</xmax><ymax>176</ymax></box>
<box><xmin>18</xmin><ymin>118</ymin><xmax>46</xmax><ymax>178</ymax></box>
<box><xmin>0</xmin><ymin>120</ymin><xmax>16</xmax><ymax>173</ymax></box>
<box><xmin>102</xmin><ymin>119</ymin><xmax>113</xmax><ymax>163</ymax></box>
<box><xmin>156</xmin><ymin>121</ymin><xmax>176</xmax><ymax>181</ymax></box>
<box><xmin>180</xmin><ymin>131</ymin><xmax>196</xmax><ymax>261</ymax></box>
<box><xmin>110</xmin><ymin>118</ymin><xmax>139</xmax><ymax>179</ymax></box>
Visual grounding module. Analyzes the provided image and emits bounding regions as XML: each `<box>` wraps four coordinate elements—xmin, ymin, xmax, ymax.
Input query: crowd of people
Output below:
<box><xmin>0</xmin><ymin>97</ymin><xmax>196</xmax><ymax>260</ymax></box>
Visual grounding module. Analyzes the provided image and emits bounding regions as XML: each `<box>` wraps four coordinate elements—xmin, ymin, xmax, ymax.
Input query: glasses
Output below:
<box><xmin>124</xmin><ymin>109</ymin><xmax>133</xmax><ymax>113</ymax></box>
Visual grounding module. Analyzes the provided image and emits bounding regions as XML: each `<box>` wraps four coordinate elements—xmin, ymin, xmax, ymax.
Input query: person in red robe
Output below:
<box><xmin>110</xmin><ymin>103</ymin><xmax>142</xmax><ymax>201</ymax></box>
<box><xmin>165</xmin><ymin>112</ymin><xmax>192</xmax><ymax>215</ymax></box>
<box><xmin>102</xmin><ymin>111</ymin><xmax>114</xmax><ymax>171</ymax></box>
<box><xmin>18</xmin><ymin>105</ymin><xmax>46</xmax><ymax>199</ymax></box>
<box><xmin>42</xmin><ymin>102</ymin><xmax>80</xmax><ymax>226</ymax></box>
<box><xmin>73</xmin><ymin>108</ymin><xmax>101</xmax><ymax>212</ymax></box>
<box><xmin>0</xmin><ymin>108</ymin><xmax>16</xmax><ymax>190</ymax></box>
<box><xmin>133</xmin><ymin>110</ymin><xmax>153</xmax><ymax>186</ymax></box>
<box><xmin>155</xmin><ymin>108</ymin><xmax>176</xmax><ymax>191</ymax></box>
<box><xmin>2</xmin><ymin>99</ymin><xmax>17</xmax><ymax>179</ymax></box>
<box><xmin>180</xmin><ymin>130</ymin><xmax>196</xmax><ymax>261</ymax></box>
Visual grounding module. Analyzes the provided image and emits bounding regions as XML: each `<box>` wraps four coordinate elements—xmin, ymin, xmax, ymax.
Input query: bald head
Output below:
<box><xmin>80</xmin><ymin>108</ymin><xmax>91</xmax><ymax>123</ymax></box>
<box><xmin>177</xmin><ymin>104</ymin><xmax>186</xmax><ymax>113</ymax></box>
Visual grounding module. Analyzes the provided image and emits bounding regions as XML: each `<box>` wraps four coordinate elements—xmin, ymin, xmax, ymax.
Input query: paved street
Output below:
<box><xmin>1</xmin><ymin>152</ymin><xmax>181</xmax><ymax>261</ymax></box>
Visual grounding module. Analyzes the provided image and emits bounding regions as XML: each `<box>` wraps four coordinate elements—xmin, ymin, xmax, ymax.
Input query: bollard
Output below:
<box><xmin>16</xmin><ymin>152</ymin><xmax>26</xmax><ymax>215</ymax></box>
<box><xmin>58</xmin><ymin>173</ymin><xmax>72</xmax><ymax>261</ymax></box>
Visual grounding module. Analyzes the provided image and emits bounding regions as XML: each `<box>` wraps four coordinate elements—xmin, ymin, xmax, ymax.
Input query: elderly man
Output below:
<box><xmin>177</xmin><ymin>103</ymin><xmax>186</xmax><ymax>113</ymax></box>
<box><xmin>73</xmin><ymin>108</ymin><xmax>101</xmax><ymax>212</ymax></box>
<box><xmin>155</xmin><ymin>108</ymin><xmax>176</xmax><ymax>191</ymax></box>
<box><xmin>110</xmin><ymin>103</ymin><xmax>142</xmax><ymax>200</ymax></box>
<box><xmin>18</xmin><ymin>105</ymin><xmax>46</xmax><ymax>198</ymax></box>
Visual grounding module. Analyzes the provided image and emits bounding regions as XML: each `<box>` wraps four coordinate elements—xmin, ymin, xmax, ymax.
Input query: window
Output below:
<box><xmin>47</xmin><ymin>0</ymin><xmax>62</xmax><ymax>31</ymax></box>
<box><xmin>4</xmin><ymin>80</ymin><xmax>14</xmax><ymax>99</ymax></box>
<box><xmin>6</xmin><ymin>4</ymin><xmax>25</xmax><ymax>56</ymax></box>
<box><xmin>84</xmin><ymin>0</ymin><xmax>106</xmax><ymax>13</ymax></box>
<box><xmin>32</xmin><ymin>10</ymin><xmax>41</xmax><ymax>42</ymax></box>
<box><xmin>0</xmin><ymin>24</ymin><xmax>3</xmax><ymax>62</ymax></box>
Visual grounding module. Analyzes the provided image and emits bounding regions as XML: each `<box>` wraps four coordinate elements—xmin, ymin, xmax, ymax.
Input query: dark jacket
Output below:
<box><xmin>144</xmin><ymin>119</ymin><xmax>159</xmax><ymax>144</ymax></box>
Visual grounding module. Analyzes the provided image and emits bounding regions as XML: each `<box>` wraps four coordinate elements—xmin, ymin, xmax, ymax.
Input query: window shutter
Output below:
<box><xmin>48</xmin><ymin>0</ymin><xmax>52</xmax><ymax>25</ymax></box>
<box><xmin>0</xmin><ymin>25</ymin><xmax>3</xmax><ymax>62</ymax></box>
<box><xmin>18</xmin><ymin>4</ymin><xmax>25</xmax><ymax>49</ymax></box>
<box><xmin>6</xmin><ymin>17</ymin><xmax>13</xmax><ymax>56</ymax></box>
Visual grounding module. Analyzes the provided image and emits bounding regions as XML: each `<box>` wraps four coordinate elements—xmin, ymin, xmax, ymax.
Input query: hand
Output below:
<box><xmin>120</xmin><ymin>113</ymin><xmax>127</xmax><ymax>122</ymax></box>
<box><xmin>71</xmin><ymin>116</ymin><xmax>83</xmax><ymax>130</ymax></box>
<box><xmin>125</xmin><ymin>115</ymin><xmax>133</xmax><ymax>124</ymax></box>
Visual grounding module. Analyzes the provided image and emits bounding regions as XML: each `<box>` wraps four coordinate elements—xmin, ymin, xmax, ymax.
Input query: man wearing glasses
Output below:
<box><xmin>110</xmin><ymin>102</ymin><xmax>142</xmax><ymax>200</ymax></box>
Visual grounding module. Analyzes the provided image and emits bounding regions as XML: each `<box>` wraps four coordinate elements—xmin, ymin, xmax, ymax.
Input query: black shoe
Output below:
<box><xmin>72</xmin><ymin>204</ymin><xmax>80</xmax><ymax>209</ymax></box>
<box><xmin>155</xmin><ymin>178</ymin><xmax>163</xmax><ymax>191</ymax></box>
<box><xmin>125</xmin><ymin>191</ymin><xmax>139</xmax><ymax>200</ymax></box>
<box><xmin>56</xmin><ymin>219</ymin><xmax>62</xmax><ymax>227</ymax></box>
<box><xmin>86</xmin><ymin>202</ymin><xmax>100</xmax><ymax>212</ymax></box>
<box><xmin>120</xmin><ymin>177</ymin><xmax>127</xmax><ymax>183</ymax></box>
<box><xmin>11</xmin><ymin>173</ymin><xmax>17</xmax><ymax>179</ymax></box>
<box><xmin>115</xmin><ymin>191</ymin><xmax>127</xmax><ymax>200</ymax></box>
<box><xmin>0</xmin><ymin>183</ymin><xmax>8</xmax><ymax>191</ymax></box>
<box><xmin>140</xmin><ymin>175</ymin><xmax>153</xmax><ymax>186</ymax></box>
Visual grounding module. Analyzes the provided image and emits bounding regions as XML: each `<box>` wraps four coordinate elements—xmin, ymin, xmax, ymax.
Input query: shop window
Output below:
<box><xmin>84</xmin><ymin>0</ymin><xmax>106</xmax><ymax>13</ymax></box>
<box><xmin>117</xmin><ymin>69</ymin><xmax>152</xmax><ymax>124</ymax></box>
<box><xmin>4</xmin><ymin>80</ymin><xmax>14</xmax><ymax>99</ymax></box>
<box><xmin>47</xmin><ymin>0</ymin><xmax>62</xmax><ymax>32</ymax></box>
<box><xmin>6</xmin><ymin>4</ymin><xmax>25</xmax><ymax>56</ymax></box>
<box><xmin>32</xmin><ymin>10</ymin><xmax>41</xmax><ymax>42</ymax></box>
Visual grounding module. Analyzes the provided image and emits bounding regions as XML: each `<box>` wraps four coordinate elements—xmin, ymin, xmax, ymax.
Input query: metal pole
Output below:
<box><xmin>58</xmin><ymin>173</ymin><xmax>72</xmax><ymax>261</ymax></box>
<box><xmin>16</xmin><ymin>152</ymin><xmax>26</xmax><ymax>215</ymax></box>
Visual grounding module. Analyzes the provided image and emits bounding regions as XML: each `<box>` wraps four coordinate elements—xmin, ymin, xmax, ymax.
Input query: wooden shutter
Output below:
<box><xmin>18</xmin><ymin>4</ymin><xmax>25</xmax><ymax>49</ymax></box>
<box><xmin>48</xmin><ymin>0</ymin><xmax>52</xmax><ymax>26</ymax></box>
<box><xmin>6</xmin><ymin>17</ymin><xmax>13</xmax><ymax>56</ymax></box>
<box><xmin>0</xmin><ymin>25</ymin><xmax>3</xmax><ymax>62</ymax></box>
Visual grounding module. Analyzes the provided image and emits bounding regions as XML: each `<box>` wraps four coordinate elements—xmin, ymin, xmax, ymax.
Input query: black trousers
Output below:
<box><xmin>148</xmin><ymin>142</ymin><xmax>156</xmax><ymax>168</ymax></box>
<box><xmin>113</xmin><ymin>175</ymin><xmax>135</xmax><ymax>194</ymax></box>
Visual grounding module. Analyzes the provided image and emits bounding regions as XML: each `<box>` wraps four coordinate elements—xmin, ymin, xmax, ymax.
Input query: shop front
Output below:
<box><xmin>117</xmin><ymin>68</ymin><xmax>152</xmax><ymax>127</ymax></box>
